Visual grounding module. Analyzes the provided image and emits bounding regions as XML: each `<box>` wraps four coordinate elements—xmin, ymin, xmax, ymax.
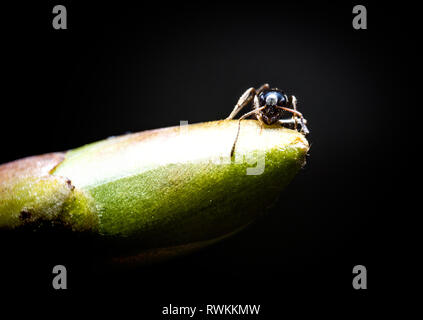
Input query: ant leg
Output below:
<box><xmin>279</xmin><ymin>118</ymin><xmax>308</xmax><ymax>125</ymax></box>
<box><xmin>256</xmin><ymin>83</ymin><xmax>270</xmax><ymax>94</ymax></box>
<box><xmin>253</xmin><ymin>95</ymin><xmax>264</xmax><ymax>134</ymax></box>
<box><xmin>226</xmin><ymin>87</ymin><xmax>256</xmax><ymax>120</ymax></box>
<box><xmin>277</xmin><ymin>106</ymin><xmax>310</xmax><ymax>134</ymax></box>
<box><xmin>290</xmin><ymin>96</ymin><xmax>310</xmax><ymax>134</ymax></box>
<box><xmin>230</xmin><ymin>107</ymin><xmax>266</xmax><ymax>157</ymax></box>
<box><xmin>289</xmin><ymin>96</ymin><xmax>299</xmax><ymax>129</ymax></box>
<box><xmin>257</xmin><ymin>113</ymin><xmax>264</xmax><ymax>134</ymax></box>
<box><xmin>225</xmin><ymin>84</ymin><xmax>269</xmax><ymax>120</ymax></box>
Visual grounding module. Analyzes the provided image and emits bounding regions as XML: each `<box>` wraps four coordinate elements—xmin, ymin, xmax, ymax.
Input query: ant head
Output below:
<box><xmin>258</xmin><ymin>89</ymin><xmax>288</xmax><ymax>107</ymax></box>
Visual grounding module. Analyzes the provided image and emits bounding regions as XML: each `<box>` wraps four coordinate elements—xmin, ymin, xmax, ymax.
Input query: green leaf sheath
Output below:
<box><xmin>0</xmin><ymin>120</ymin><xmax>309</xmax><ymax>262</ymax></box>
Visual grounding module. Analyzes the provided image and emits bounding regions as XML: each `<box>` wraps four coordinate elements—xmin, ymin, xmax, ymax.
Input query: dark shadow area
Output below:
<box><xmin>1</xmin><ymin>1</ymin><xmax>413</xmax><ymax>316</ymax></box>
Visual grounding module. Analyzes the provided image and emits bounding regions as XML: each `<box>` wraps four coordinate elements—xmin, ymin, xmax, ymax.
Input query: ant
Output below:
<box><xmin>226</xmin><ymin>83</ymin><xmax>309</xmax><ymax>156</ymax></box>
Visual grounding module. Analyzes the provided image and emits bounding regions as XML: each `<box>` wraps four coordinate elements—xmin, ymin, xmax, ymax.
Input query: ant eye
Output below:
<box><xmin>259</xmin><ymin>90</ymin><xmax>287</xmax><ymax>107</ymax></box>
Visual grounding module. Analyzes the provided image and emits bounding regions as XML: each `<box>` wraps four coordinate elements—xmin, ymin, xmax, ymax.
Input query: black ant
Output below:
<box><xmin>226</xmin><ymin>83</ymin><xmax>309</xmax><ymax>156</ymax></box>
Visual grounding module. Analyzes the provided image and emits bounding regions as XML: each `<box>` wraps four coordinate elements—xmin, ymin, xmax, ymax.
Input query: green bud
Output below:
<box><xmin>0</xmin><ymin>120</ymin><xmax>309</xmax><ymax>263</ymax></box>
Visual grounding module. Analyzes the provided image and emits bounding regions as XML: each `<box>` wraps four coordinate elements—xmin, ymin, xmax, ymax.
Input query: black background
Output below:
<box><xmin>1</xmin><ymin>1</ymin><xmax>413</xmax><ymax>317</ymax></box>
